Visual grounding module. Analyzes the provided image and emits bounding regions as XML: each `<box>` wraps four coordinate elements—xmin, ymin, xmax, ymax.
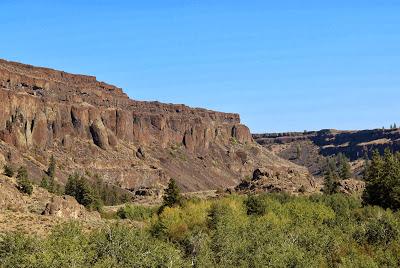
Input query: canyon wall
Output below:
<box><xmin>0</xmin><ymin>59</ymin><xmax>311</xmax><ymax>194</ymax></box>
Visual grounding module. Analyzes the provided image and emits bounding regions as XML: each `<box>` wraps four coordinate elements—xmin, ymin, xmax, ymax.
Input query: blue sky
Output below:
<box><xmin>1</xmin><ymin>1</ymin><xmax>399</xmax><ymax>133</ymax></box>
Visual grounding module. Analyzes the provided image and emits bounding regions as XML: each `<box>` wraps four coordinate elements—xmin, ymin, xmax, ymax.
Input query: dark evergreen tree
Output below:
<box><xmin>323</xmin><ymin>159</ymin><xmax>340</xmax><ymax>195</ymax></box>
<box><xmin>16</xmin><ymin>166</ymin><xmax>33</xmax><ymax>195</ymax></box>
<box><xmin>47</xmin><ymin>155</ymin><xmax>56</xmax><ymax>179</ymax></box>
<box><xmin>363</xmin><ymin>149</ymin><xmax>400</xmax><ymax>210</ymax></box>
<box><xmin>323</xmin><ymin>171</ymin><xmax>340</xmax><ymax>195</ymax></box>
<box><xmin>337</xmin><ymin>153</ymin><xmax>352</xmax><ymax>179</ymax></box>
<box><xmin>65</xmin><ymin>173</ymin><xmax>79</xmax><ymax>198</ymax></box>
<box><xmin>65</xmin><ymin>173</ymin><xmax>102</xmax><ymax>211</ymax></box>
<box><xmin>162</xmin><ymin>179</ymin><xmax>182</xmax><ymax>208</ymax></box>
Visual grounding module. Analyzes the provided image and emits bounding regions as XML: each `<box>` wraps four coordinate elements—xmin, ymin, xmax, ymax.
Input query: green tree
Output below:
<box><xmin>337</xmin><ymin>153</ymin><xmax>352</xmax><ymax>179</ymax></box>
<box><xmin>159</xmin><ymin>179</ymin><xmax>182</xmax><ymax>214</ymax></box>
<box><xmin>65</xmin><ymin>173</ymin><xmax>79</xmax><ymax>198</ymax></box>
<box><xmin>363</xmin><ymin>149</ymin><xmax>400</xmax><ymax>210</ymax></box>
<box><xmin>47</xmin><ymin>155</ymin><xmax>56</xmax><ymax>179</ymax></box>
<box><xmin>65</xmin><ymin>173</ymin><xmax>102</xmax><ymax>211</ymax></box>
<box><xmin>3</xmin><ymin>164</ymin><xmax>14</xmax><ymax>177</ymax></box>
<box><xmin>16</xmin><ymin>166</ymin><xmax>33</xmax><ymax>195</ymax></box>
<box><xmin>323</xmin><ymin>159</ymin><xmax>340</xmax><ymax>195</ymax></box>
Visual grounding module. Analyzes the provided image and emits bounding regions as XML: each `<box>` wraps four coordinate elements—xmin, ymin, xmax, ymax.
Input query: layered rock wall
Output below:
<box><xmin>0</xmin><ymin>59</ymin><xmax>252</xmax><ymax>153</ymax></box>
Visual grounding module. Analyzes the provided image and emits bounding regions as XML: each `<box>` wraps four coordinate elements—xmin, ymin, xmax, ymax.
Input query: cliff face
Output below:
<box><xmin>0</xmin><ymin>59</ymin><xmax>251</xmax><ymax>152</ymax></box>
<box><xmin>0</xmin><ymin>59</ymin><xmax>310</xmax><ymax>194</ymax></box>
<box><xmin>254</xmin><ymin>129</ymin><xmax>400</xmax><ymax>177</ymax></box>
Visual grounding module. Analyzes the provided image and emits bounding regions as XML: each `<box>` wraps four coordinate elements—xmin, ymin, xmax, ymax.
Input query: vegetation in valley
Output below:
<box><xmin>64</xmin><ymin>172</ymin><xmax>131</xmax><ymax>211</ymax></box>
<box><xmin>2</xmin><ymin>150</ymin><xmax>400</xmax><ymax>267</ymax></box>
<box><xmin>2</xmin><ymin>190</ymin><xmax>400</xmax><ymax>267</ymax></box>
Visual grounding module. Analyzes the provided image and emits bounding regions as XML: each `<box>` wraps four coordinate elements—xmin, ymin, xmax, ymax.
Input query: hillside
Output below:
<box><xmin>254</xmin><ymin>128</ymin><xmax>400</xmax><ymax>177</ymax></box>
<box><xmin>0</xmin><ymin>59</ymin><xmax>313</xmax><ymax>196</ymax></box>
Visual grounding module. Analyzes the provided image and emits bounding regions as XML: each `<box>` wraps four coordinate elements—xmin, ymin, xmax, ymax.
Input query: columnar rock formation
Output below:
<box><xmin>0</xmin><ymin>59</ymin><xmax>311</xmax><ymax>193</ymax></box>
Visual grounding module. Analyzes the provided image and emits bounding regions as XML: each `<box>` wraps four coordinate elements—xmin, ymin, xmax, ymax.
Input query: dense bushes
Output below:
<box><xmin>64</xmin><ymin>173</ymin><xmax>132</xmax><ymax>211</ymax></box>
<box><xmin>117</xmin><ymin>205</ymin><xmax>157</xmax><ymax>221</ymax></box>
<box><xmin>0</xmin><ymin>223</ymin><xmax>184</xmax><ymax>268</ymax></box>
<box><xmin>2</xmin><ymin>193</ymin><xmax>400</xmax><ymax>267</ymax></box>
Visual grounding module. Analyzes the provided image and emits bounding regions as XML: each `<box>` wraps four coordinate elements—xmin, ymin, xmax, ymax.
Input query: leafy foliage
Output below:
<box><xmin>117</xmin><ymin>205</ymin><xmax>157</xmax><ymax>221</ymax></box>
<box><xmin>2</xmin><ymin>193</ymin><xmax>400</xmax><ymax>267</ymax></box>
<box><xmin>244</xmin><ymin>194</ymin><xmax>266</xmax><ymax>216</ymax></box>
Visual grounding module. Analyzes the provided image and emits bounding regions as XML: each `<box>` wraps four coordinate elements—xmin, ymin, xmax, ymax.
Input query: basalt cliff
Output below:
<box><xmin>0</xmin><ymin>59</ymin><xmax>313</xmax><ymax>196</ymax></box>
<box><xmin>254</xmin><ymin>129</ymin><xmax>400</xmax><ymax>177</ymax></box>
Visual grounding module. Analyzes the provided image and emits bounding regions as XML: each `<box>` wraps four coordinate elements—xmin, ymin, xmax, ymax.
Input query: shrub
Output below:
<box><xmin>90</xmin><ymin>225</ymin><xmax>185</xmax><ymax>267</ymax></box>
<box><xmin>117</xmin><ymin>205</ymin><xmax>156</xmax><ymax>221</ymax></box>
<box><xmin>0</xmin><ymin>232</ymin><xmax>39</xmax><ymax>267</ymax></box>
<box><xmin>244</xmin><ymin>194</ymin><xmax>266</xmax><ymax>216</ymax></box>
<box><xmin>3</xmin><ymin>165</ymin><xmax>14</xmax><ymax>177</ymax></box>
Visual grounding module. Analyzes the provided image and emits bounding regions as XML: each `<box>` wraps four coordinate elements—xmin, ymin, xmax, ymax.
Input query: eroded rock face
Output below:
<box><xmin>0</xmin><ymin>59</ymin><xmax>312</xmax><ymax>193</ymax></box>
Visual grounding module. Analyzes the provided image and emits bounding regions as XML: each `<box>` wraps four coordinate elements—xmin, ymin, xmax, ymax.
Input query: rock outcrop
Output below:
<box><xmin>0</xmin><ymin>59</ymin><xmax>311</xmax><ymax>193</ymax></box>
<box><xmin>235</xmin><ymin>167</ymin><xmax>316</xmax><ymax>195</ymax></box>
<box><xmin>42</xmin><ymin>196</ymin><xmax>100</xmax><ymax>220</ymax></box>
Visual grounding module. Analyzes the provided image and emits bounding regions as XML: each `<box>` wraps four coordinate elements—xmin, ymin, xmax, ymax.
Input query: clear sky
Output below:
<box><xmin>1</xmin><ymin>1</ymin><xmax>399</xmax><ymax>133</ymax></box>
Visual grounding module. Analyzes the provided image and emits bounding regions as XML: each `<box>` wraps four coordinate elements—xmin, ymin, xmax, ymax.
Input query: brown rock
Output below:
<box><xmin>0</xmin><ymin>59</ymin><xmax>314</xmax><ymax>193</ymax></box>
<box><xmin>338</xmin><ymin>179</ymin><xmax>365</xmax><ymax>195</ymax></box>
<box><xmin>42</xmin><ymin>196</ymin><xmax>100</xmax><ymax>220</ymax></box>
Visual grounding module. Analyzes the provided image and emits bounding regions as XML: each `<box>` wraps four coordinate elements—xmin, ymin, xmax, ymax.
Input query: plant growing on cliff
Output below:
<box><xmin>47</xmin><ymin>155</ymin><xmax>56</xmax><ymax>179</ymax></box>
<box><xmin>16</xmin><ymin>166</ymin><xmax>33</xmax><ymax>195</ymax></box>
<box><xmin>3</xmin><ymin>164</ymin><xmax>14</xmax><ymax>177</ymax></box>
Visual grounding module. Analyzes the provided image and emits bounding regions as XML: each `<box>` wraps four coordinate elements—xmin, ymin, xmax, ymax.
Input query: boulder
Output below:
<box><xmin>42</xmin><ymin>196</ymin><xmax>100</xmax><ymax>220</ymax></box>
